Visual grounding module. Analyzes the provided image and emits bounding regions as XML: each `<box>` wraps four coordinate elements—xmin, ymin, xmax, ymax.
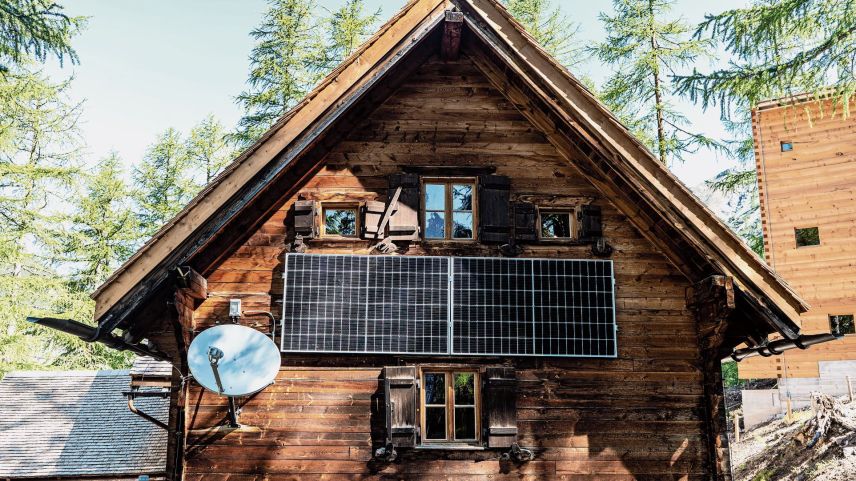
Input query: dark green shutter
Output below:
<box><xmin>512</xmin><ymin>202</ymin><xmax>538</xmax><ymax>242</ymax></box>
<box><xmin>387</xmin><ymin>174</ymin><xmax>420</xmax><ymax>241</ymax></box>
<box><xmin>293</xmin><ymin>200</ymin><xmax>316</xmax><ymax>238</ymax></box>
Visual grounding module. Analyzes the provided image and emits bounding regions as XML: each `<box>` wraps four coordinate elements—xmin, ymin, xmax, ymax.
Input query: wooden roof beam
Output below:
<box><xmin>441</xmin><ymin>10</ymin><xmax>463</xmax><ymax>60</ymax></box>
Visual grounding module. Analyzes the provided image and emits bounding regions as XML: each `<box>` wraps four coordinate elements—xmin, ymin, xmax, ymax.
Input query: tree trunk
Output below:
<box><xmin>649</xmin><ymin>0</ymin><xmax>667</xmax><ymax>164</ymax></box>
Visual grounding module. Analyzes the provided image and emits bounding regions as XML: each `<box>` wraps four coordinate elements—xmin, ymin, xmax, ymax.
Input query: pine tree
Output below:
<box><xmin>63</xmin><ymin>153</ymin><xmax>138</xmax><ymax>291</ymax></box>
<box><xmin>0</xmin><ymin>0</ymin><xmax>84</xmax><ymax>72</ymax></box>
<box><xmin>592</xmin><ymin>0</ymin><xmax>724</xmax><ymax>165</ymax></box>
<box><xmin>132</xmin><ymin>128</ymin><xmax>195</xmax><ymax>238</ymax></box>
<box><xmin>674</xmin><ymin>0</ymin><xmax>856</xmax><ymax>257</ymax></box>
<box><xmin>317</xmin><ymin>0</ymin><xmax>380</xmax><ymax>69</ymax></box>
<box><xmin>233</xmin><ymin>0</ymin><xmax>324</xmax><ymax>147</ymax></box>
<box><xmin>505</xmin><ymin>0</ymin><xmax>582</xmax><ymax>66</ymax></box>
<box><xmin>185</xmin><ymin>115</ymin><xmax>233</xmax><ymax>184</ymax></box>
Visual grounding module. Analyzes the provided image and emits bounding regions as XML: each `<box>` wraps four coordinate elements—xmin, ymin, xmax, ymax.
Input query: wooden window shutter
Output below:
<box><xmin>387</xmin><ymin>173</ymin><xmax>420</xmax><ymax>241</ymax></box>
<box><xmin>512</xmin><ymin>202</ymin><xmax>538</xmax><ymax>242</ymax></box>
<box><xmin>293</xmin><ymin>200</ymin><xmax>317</xmax><ymax>238</ymax></box>
<box><xmin>478</xmin><ymin>174</ymin><xmax>511</xmax><ymax>244</ymax></box>
<box><xmin>383</xmin><ymin>366</ymin><xmax>418</xmax><ymax>447</ymax></box>
<box><xmin>578</xmin><ymin>204</ymin><xmax>603</xmax><ymax>241</ymax></box>
<box><xmin>360</xmin><ymin>201</ymin><xmax>385</xmax><ymax>240</ymax></box>
<box><xmin>484</xmin><ymin>367</ymin><xmax>518</xmax><ymax>448</ymax></box>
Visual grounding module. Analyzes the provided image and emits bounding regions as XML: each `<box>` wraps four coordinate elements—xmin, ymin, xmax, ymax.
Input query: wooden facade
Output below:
<box><xmin>740</xmin><ymin>97</ymin><xmax>856</xmax><ymax>380</ymax></box>
<box><xmin>85</xmin><ymin>1</ymin><xmax>825</xmax><ymax>480</ymax></box>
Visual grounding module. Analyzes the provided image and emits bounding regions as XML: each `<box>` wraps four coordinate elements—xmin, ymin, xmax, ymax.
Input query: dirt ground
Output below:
<box><xmin>730</xmin><ymin>397</ymin><xmax>856</xmax><ymax>481</ymax></box>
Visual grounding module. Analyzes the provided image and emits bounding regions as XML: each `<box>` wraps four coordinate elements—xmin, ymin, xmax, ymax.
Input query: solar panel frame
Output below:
<box><xmin>281</xmin><ymin>254</ymin><xmax>617</xmax><ymax>358</ymax></box>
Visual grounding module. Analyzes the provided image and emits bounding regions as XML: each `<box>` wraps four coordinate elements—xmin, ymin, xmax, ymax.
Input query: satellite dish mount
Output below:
<box><xmin>187</xmin><ymin>324</ymin><xmax>281</xmax><ymax>429</ymax></box>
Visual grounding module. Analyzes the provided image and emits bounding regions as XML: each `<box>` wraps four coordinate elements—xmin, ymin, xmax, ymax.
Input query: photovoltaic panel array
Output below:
<box><xmin>452</xmin><ymin>257</ymin><xmax>616</xmax><ymax>357</ymax></box>
<box><xmin>281</xmin><ymin>254</ymin><xmax>450</xmax><ymax>354</ymax></box>
<box><xmin>281</xmin><ymin>254</ymin><xmax>616</xmax><ymax>358</ymax></box>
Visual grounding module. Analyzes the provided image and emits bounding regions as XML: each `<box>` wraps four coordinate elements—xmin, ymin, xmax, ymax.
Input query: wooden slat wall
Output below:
<box><xmin>742</xmin><ymin>99</ymin><xmax>856</xmax><ymax>379</ymax></box>
<box><xmin>184</xmin><ymin>55</ymin><xmax>710</xmax><ymax>480</ymax></box>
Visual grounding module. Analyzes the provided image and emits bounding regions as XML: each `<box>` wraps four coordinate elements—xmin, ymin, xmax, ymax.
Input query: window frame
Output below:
<box><xmin>537</xmin><ymin>208</ymin><xmax>576</xmax><ymax>240</ymax></box>
<box><xmin>794</xmin><ymin>226</ymin><xmax>820</xmax><ymax>248</ymax></box>
<box><xmin>419</xmin><ymin>368</ymin><xmax>481</xmax><ymax>447</ymax></box>
<box><xmin>829</xmin><ymin>314</ymin><xmax>855</xmax><ymax>336</ymax></box>
<box><xmin>319</xmin><ymin>202</ymin><xmax>361</xmax><ymax>239</ymax></box>
<box><xmin>421</xmin><ymin>177</ymin><xmax>477</xmax><ymax>241</ymax></box>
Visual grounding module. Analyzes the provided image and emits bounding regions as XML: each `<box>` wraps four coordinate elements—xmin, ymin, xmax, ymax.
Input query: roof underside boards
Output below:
<box><xmin>0</xmin><ymin>370</ymin><xmax>168</xmax><ymax>479</ymax></box>
<box><xmin>89</xmin><ymin>0</ymin><xmax>806</xmax><ymax>343</ymax></box>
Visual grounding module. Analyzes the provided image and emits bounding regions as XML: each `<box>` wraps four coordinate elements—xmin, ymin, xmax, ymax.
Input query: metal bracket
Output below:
<box><xmin>374</xmin><ymin>443</ymin><xmax>397</xmax><ymax>462</ymax></box>
<box><xmin>501</xmin><ymin>443</ymin><xmax>534</xmax><ymax>462</ymax></box>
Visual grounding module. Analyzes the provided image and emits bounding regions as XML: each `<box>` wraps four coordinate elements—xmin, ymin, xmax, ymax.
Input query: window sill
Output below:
<box><xmin>417</xmin><ymin>444</ymin><xmax>485</xmax><ymax>451</ymax></box>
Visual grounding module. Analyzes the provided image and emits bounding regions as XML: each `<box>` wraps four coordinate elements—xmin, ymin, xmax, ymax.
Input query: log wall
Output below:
<box><xmin>742</xmin><ymin>99</ymin><xmax>856</xmax><ymax>379</ymax></box>
<box><xmin>183</xmin><ymin>55</ymin><xmax>712</xmax><ymax>480</ymax></box>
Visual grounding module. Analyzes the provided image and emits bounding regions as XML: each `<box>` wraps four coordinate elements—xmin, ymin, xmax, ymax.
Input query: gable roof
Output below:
<box><xmin>0</xmin><ymin>370</ymin><xmax>168</xmax><ymax>479</ymax></box>
<box><xmin>90</xmin><ymin>0</ymin><xmax>808</xmax><ymax>343</ymax></box>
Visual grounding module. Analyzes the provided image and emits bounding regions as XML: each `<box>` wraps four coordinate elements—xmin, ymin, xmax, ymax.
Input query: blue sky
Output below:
<box><xmin>46</xmin><ymin>0</ymin><xmax>750</xmax><ymax>189</ymax></box>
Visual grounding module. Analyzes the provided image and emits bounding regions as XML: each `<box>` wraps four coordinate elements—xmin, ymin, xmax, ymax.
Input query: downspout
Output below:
<box><xmin>731</xmin><ymin>332</ymin><xmax>839</xmax><ymax>362</ymax></box>
<box><xmin>124</xmin><ymin>389</ymin><xmax>171</xmax><ymax>431</ymax></box>
<box><xmin>27</xmin><ymin>317</ymin><xmax>170</xmax><ymax>362</ymax></box>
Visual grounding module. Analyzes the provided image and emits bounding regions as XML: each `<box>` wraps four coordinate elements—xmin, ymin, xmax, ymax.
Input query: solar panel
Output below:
<box><xmin>281</xmin><ymin>254</ymin><xmax>450</xmax><ymax>354</ymax></box>
<box><xmin>281</xmin><ymin>254</ymin><xmax>616</xmax><ymax>358</ymax></box>
<box><xmin>451</xmin><ymin>258</ymin><xmax>616</xmax><ymax>357</ymax></box>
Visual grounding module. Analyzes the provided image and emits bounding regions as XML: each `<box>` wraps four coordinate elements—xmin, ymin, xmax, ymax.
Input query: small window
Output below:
<box><xmin>321</xmin><ymin>205</ymin><xmax>358</xmax><ymax>237</ymax></box>
<box><xmin>830</xmin><ymin>315</ymin><xmax>855</xmax><ymax>336</ymax></box>
<box><xmin>781</xmin><ymin>141</ymin><xmax>793</xmax><ymax>152</ymax></box>
<box><xmin>423</xmin><ymin>180</ymin><xmax>474</xmax><ymax>240</ymax></box>
<box><xmin>539</xmin><ymin>209</ymin><xmax>574</xmax><ymax>239</ymax></box>
<box><xmin>421</xmin><ymin>370</ymin><xmax>479</xmax><ymax>445</ymax></box>
<box><xmin>795</xmin><ymin>227</ymin><xmax>820</xmax><ymax>247</ymax></box>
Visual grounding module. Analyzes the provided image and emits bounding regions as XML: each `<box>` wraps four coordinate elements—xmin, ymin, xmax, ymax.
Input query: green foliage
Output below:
<box><xmin>318</xmin><ymin>0</ymin><xmax>380</xmax><ymax>69</ymax></box>
<box><xmin>63</xmin><ymin>153</ymin><xmax>138</xmax><ymax>291</ymax></box>
<box><xmin>505</xmin><ymin>0</ymin><xmax>582</xmax><ymax>66</ymax></box>
<box><xmin>233</xmin><ymin>0</ymin><xmax>324</xmax><ymax>147</ymax></box>
<box><xmin>0</xmin><ymin>0</ymin><xmax>84</xmax><ymax>72</ymax></box>
<box><xmin>592</xmin><ymin>0</ymin><xmax>726</xmax><ymax>165</ymax></box>
<box><xmin>675</xmin><ymin>0</ymin><xmax>856</xmax><ymax>120</ymax></box>
<box><xmin>721</xmin><ymin>360</ymin><xmax>745</xmax><ymax>388</ymax></box>
<box><xmin>185</xmin><ymin>114</ymin><xmax>233</xmax><ymax>183</ymax></box>
<box><xmin>132</xmin><ymin>128</ymin><xmax>196</xmax><ymax>236</ymax></box>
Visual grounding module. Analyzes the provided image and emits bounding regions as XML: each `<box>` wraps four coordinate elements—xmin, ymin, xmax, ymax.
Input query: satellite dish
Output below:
<box><xmin>187</xmin><ymin>324</ymin><xmax>280</xmax><ymax>397</ymax></box>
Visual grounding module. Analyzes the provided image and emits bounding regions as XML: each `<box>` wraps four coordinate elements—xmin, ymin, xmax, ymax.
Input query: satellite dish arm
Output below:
<box><xmin>207</xmin><ymin>347</ymin><xmax>225</xmax><ymax>393</ymax></box>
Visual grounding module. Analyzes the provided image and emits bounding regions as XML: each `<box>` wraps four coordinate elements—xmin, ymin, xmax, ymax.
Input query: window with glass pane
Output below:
<box><xmin>322</xmin><ymin>206</ymin><xmax>357</xmax><ymax>237</ymax></box>
<box><xmin>830</xmin><ymin>314</ymin><xmax>855</xmax><ymax>336</ymax></box>
<box><xmin>421</xmin><ymin>370</ymin><xmax>479</xmax><ymax>444</ymax></box>
<box><xmin>422</xmin><ymin>180</ymin><xmax>475</xmax><ymax>240</ymax></box>
<box><xmin>540</xmin><ymin>210</ymin><xmax>573</xmax><ymax>238</ymax></box>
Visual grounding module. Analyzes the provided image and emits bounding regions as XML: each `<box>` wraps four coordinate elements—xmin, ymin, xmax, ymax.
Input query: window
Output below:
<box><xmin>830</xmin><ymin>315</ymin><xmax>855</xmax><ymax>336</ymax></box>
<box><xmin>781</xmin><ymin>141</ymin><xmax>793</xmax><ymax>152</ymax></box>
<box><xmin>539</xmin><ymin>209</ymin><xmax>574</xmax><ymax>239</ymax></box>
<box><xmin>424</xmin><ymin>180</ymin><xmax>475</xmax><ymax>240</ymax></box>
<box><xmin>421</xmin><ymin>370</ymin><xmax>479</xmax><ymax>444</ymax></box>
<box><xmin>795</xmin><ymin>227</ymin><xmax>820</xmax><ymax>247</ymax></box>
<box><xmin>321</xmin><ymin>204</ymin><xmax>358</xmax><ymax>237</ymax></box>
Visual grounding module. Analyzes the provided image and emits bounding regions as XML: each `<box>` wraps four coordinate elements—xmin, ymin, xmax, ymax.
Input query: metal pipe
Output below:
<box><xmin>731</xmin><ymin>333</ymin><xmax>840</xmax><ymax>362</ymax></box>
<box><xmin>243</xmin><ymin>310</ymin><xmax>276</xmax><ymax>340</ymax></box>
<box><xmin>126</xmin><ymin>392</ymin><xmax>169</xmax><ymax>431</ymax></box>
<box><xmin>28</xmin><ymin>316</ymin><xmax>171</xmax><ymax>362</ymax></box>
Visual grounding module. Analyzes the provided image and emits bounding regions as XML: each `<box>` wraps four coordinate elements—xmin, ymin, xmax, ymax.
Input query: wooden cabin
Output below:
<box><xmin>740</xmin><ymin>95</ymin><xmax>856</xmax><ymax>403</ymax></box>
<box><xmin>77</xmin><ymin>1</ymin><xmax>829</xmax><ymax>480</ymax></box>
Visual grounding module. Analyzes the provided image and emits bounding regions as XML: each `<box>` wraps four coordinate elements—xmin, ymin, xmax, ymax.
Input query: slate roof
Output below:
<box><xmin>130</xmin><ymin>356</ymin><xmax>173</xmax><ymax>379</ymax></box>
<box><xmin>0</xmin><ymin>370</ymin><xmax>168</xmax><ymax>479</ymax></box>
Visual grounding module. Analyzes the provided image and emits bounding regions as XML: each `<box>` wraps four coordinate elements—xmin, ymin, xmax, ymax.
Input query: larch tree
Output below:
<box><xmin>505</xmin><ymin>0</ymin><xmax>582</xmax><ymax>67</ymax></box>
<box><xmin>233</xmin><ymin>0</ymin><xmax>324</xmax><ymax>147</ymax></box>
<box><xmin>132</xmin><ymin>128</ymin><xmax>195</xmax><ymax>238</ymax></box>
<box><xmin>0</xmin><ymin>0</ymin><xmax>84</xmax><ymax>72</ymax></box>
<box><xmin>317</xmin><ymin>0</ymin><xmax>380</xmax><ymax>69</ymax></box>
<box><xmin>592</xmin><ymin>0</ymin><xmax>723</xmax><ymax>165</ymax></box>
<box><xmin>185</xmin><ymin>115</ymin><xmax>233</xmax><ymax>184</ymax></box>
<box><xmin>674</xmin><ymin>0</ymin><xmax>856</xmax><ymax>256</ymax></box>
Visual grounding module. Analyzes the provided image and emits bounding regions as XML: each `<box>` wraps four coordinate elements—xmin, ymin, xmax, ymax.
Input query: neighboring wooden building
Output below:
<box><xmin>56</xmin><ymin>1</ymin><xmax>837</xmax><ymax>480</ymax></box>
<box><xmin>0</xmin><ymin>369</ymin><xmax>168</xmax><ymax>480</ymax></box>
<box><xmin>739</xmin><ymin>95</ymin><xmax>856</xmax><ymax>398</ymax></box>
